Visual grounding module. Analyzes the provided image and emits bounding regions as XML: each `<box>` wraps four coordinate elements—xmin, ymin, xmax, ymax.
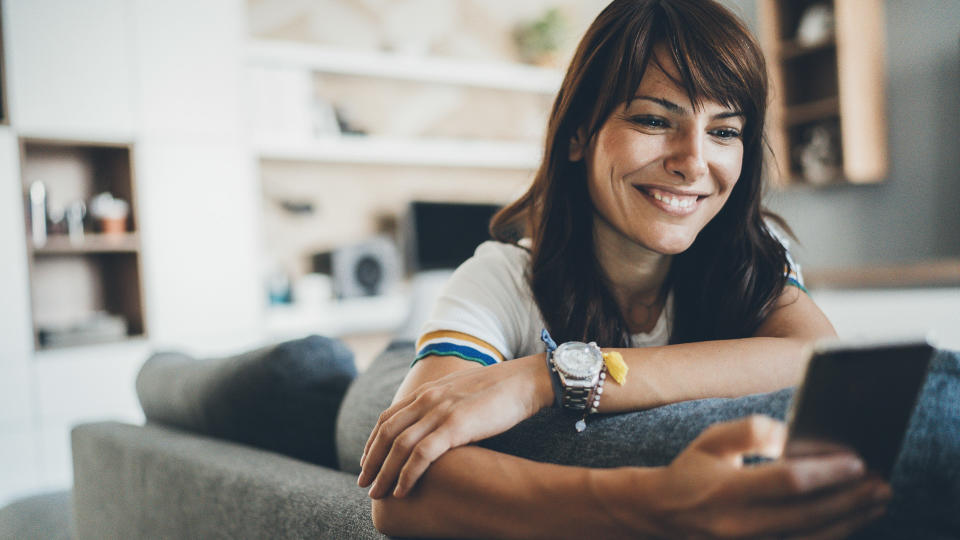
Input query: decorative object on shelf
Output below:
<box><xmin>796</xmin><ymin>3</ymin><xmax>835</xmax><ymax>47</ymax></box>
<box><xmin>89</xmin><ymin>192</ymin><xmax>129</xmax><ymax>234</ymax></box>
<box><xmin>795</xmin><ymin>122</ymin><xmax>841</xmax><ymax>185</ymax></box>
<box><xmin>38</xmin><ymin>311</ymin><xmax>129</xmax><ymax>348</ymax></box>
<box><xmin>29</xmin><ymin>181</ymin><xmax>47</xmax><ymax>248</ymax></box>
<box><xmin>513</xmin><ymin>8</ymin><xmax>569</xmax><ymax>67</ymax></box>
<box><xmin>266</xmin><ymin>265</ymin><xmax>293</xmax><ymax>305</ymax></box>
<box><xmin>334</xmin><ymin>105</ymin><xmax>367</xmax><ymax>136</ymax></box>
<box><xmin>312</xmin><ymin>235</ymin><xmax>401</xmax><ymax>299</ymax></box>
<box><xmin>66</xmin><ymin>200</ymin><xmax>87</xmax><ymax>245</ymax></box>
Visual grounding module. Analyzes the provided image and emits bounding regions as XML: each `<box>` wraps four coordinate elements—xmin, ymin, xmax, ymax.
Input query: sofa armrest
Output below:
<box><xmin>71</xmin><ymin>421</ymin><xmax>386</xmax><ymax>540</ymax></box>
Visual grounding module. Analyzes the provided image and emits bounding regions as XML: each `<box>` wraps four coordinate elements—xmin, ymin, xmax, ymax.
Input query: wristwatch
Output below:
<box><xmin>549</xmin><ymin>340</ymin><xmax>605</xmax><ymax>412</ymax></box>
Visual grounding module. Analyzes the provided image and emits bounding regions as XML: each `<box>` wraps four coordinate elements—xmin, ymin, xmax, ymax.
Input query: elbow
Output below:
<box><xmin>371</xmin><ymin>497</ymin><xmax>408</xmax><ymax>537</ymax></box>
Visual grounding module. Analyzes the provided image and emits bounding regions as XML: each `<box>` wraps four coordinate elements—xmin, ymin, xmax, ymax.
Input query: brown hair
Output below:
<box><xmin>490</xmin><ymin>0</ymin><xmax>790</xmax><ymax>346</ymax></box>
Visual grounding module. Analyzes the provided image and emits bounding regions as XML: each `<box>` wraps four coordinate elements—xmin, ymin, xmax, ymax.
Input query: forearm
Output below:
<box><xmin>601</xmin><ymin>336</ymin><xmax>811</xmax><ymax>412</ymax></box>
<box><xmin>372</xmin><ymin>445</ymin><xmax>662</xmax><ymax>539</ymax></box>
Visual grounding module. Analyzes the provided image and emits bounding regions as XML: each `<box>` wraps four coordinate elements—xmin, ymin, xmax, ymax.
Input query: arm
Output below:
<box><xmin>372</xmin><ymin>415</ymin><xmax>888</xmax><ymax>539</ymax></box>
<box><xmin>361</xmin><ymin>287</ymin><xmax>836</xmax><ymax>498</ymax></box>
<box><xmin>590</xmin><ymin>286</ymin><xmax>837</xmax><ymax>412</ymax></box>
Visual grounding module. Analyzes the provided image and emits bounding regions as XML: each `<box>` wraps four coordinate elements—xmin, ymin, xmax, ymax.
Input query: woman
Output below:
<box><xmin>361</xmin><ymin>0</ymin><xmax>890</xmax><ymax>537</ymax></box>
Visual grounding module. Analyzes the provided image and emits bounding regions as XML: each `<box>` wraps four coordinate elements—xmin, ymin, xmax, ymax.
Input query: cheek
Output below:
<box><xmin>714</xmin><ymin>147</ymin><xmax>744</xmax><ymax>192</ymax></box>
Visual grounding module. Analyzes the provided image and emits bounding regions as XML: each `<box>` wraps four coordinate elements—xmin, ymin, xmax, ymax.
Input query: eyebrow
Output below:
<box><xmin>634</xmin><ymin>95</ymin><xmax>744</xmax><ymax>120</ymax></box>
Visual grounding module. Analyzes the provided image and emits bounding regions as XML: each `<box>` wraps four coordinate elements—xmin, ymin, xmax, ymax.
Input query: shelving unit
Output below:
<box><xmin>256</xmin><ymin>135</ymin><xmax>542</xmax><ymax>169</ymax></box>
<box><xmin>247</xmin><ymin>39</ymin><xmax>556</xmax><ymax>171</ymax></box>
<box><xmin>20</xmin><ymin>138</ymin><xmax>147</xmax><ymax>350</ymax></box>
<box><xmin>758</xmin><ymin>0</ymin><xmax>887</xmax><ymax>186</ymax></box>
<box><xmin>247</xmin><ymin>39</ymin><xmax>563</xmax><ymax>94</ymax></box>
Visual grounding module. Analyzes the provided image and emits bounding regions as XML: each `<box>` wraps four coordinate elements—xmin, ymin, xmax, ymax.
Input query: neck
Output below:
<box><xmin>593</xmin><ymin>215</ymin><xmax>672</xmax><ymax>331</ymax></box>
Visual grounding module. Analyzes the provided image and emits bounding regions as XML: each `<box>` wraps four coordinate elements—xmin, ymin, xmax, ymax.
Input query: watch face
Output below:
<box><xmin>554</xmin><ymin>342</ymin><xmax>602</xmax><ymax>379</ymax></box>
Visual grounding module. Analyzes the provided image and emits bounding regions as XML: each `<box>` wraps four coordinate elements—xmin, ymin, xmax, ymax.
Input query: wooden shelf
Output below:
<box><xmin>784</xmin><ymin>96</ymin><xmax>840</xmax><ymax>126</ymax></box>
<box><xmin>256</xmin><ymin>135</ymin><xmax>542</xmax><ymax>170</ymax></box>
<box><xmin>806</xmin><ymin>259</ymin><xmax>960</xmax><ymax>290</ymax></box>
<box><xmin>758</xmin><ymin>0</ymin><xmax>887</xmax><ymax>186</ymax></box>
<box><xmin>20</xmin><ymin>138</ymin><xmax>147</xmax><ymax>350</ymax></box>
<box><xmin>31</xmin><ymin>233</ymin><xmax>140</xmax><ymax>255</ymax></box>
<box><xmin>780</xmin><ymin>37</ymin><xmax>836</xmax><ymax>61</ymax></box>
<box><xmin>246</xmin><ymin>39</ymin><xmax>563</xmax><ymax>94</ymax></box>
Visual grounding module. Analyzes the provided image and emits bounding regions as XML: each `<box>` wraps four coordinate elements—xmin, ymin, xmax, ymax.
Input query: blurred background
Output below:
<box><xmin>0</xmin><ymin>0</ymin><xmax>958</xmax><ymax>507</ymax></box>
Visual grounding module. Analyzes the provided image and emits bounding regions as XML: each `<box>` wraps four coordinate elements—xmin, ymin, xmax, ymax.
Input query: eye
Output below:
<box><xmin>629</xmin><ymin>115</ymin><xmax>669</xmax><ymax>129</ymax></box>
<box><xmin>710</xmin><ymin>127</ymin><xmax>742</xmax><ymax>140</ymax></box>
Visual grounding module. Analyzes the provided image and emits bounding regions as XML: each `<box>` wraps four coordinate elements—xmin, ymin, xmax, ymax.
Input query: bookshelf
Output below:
<box><xmin>20</xmin><ymin>138</ymin><xmax>147</xmax><ymax>349</ymax></box>
<box><xmin>758</xmin><ymin>0</ymin><xmax>888</xmax><ymax>186</ymax></box>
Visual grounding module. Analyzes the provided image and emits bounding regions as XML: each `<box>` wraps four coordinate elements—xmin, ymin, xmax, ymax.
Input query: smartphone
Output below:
<box><xmin>784</xmin><ymin>338</ymin><xmax>935</xmax><ymax>478</ymax></box>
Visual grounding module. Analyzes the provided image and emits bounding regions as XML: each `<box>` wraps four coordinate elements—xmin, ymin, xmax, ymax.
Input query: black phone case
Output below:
<box><xmin>785</xmin><ymin>341</ymin><xmax>935</xmax><ymax>478</ymax></box>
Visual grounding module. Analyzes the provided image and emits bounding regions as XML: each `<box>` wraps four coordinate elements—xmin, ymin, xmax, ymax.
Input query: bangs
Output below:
<box><xmin>586</xmin><ymin>0</ymin><xmax>765</xmax><ymax>138</ymax></box>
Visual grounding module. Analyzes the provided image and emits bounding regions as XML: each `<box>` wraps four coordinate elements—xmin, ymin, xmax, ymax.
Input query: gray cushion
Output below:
<box><xmin>71</xmin><ymin>422</ymin><xmax>386</xmax><ymax>540</ymax></box>
<box><xmin>136</xmin><ymin>335</ymin><xmax>356</xmax><ymax>467</ymax></box>
<box><xmin>0</xmin><ymin>491</ymin><xmax>73</xmax><ymax>540</ymax></box>
<box><xmin>335</xmin><ymin>341</ymin><xmax>414</xmax><ymax>473</ymax></box>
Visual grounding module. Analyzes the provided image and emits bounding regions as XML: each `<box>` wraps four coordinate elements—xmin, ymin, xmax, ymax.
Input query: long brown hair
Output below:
<box><xmin>490</xmin><ymin>0</ymin><xmax>790</xmax><ymax>346</ymax></box>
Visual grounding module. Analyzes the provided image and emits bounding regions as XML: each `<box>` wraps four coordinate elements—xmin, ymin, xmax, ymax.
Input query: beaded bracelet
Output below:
<box><xmin>575</xmin><ymin>365</ymin><xmax>607</xmax><ymax>432</ymax></box>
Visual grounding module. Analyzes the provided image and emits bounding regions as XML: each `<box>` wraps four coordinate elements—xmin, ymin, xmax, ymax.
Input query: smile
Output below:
<box><xmin>633</xmin><ymin>186</ymin><xmax>706</xmax><ymax>216</ymax></box>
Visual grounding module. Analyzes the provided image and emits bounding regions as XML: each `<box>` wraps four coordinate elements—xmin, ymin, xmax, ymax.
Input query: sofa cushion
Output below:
<box><xmin>335</xmin><ymin>340</ymin><xmax>414</xmax><ymax>473</ymax></box>
<box><xmin>136</xmin><ymin>335</ymin><xmax>356</xmax><ymax>467</ymax></box>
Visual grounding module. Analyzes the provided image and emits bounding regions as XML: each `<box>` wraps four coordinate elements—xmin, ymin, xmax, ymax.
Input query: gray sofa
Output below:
<box><xmin>45</xmin><ymin>339</ymin><xmax>960</xmax><ymax>538</ymax></box>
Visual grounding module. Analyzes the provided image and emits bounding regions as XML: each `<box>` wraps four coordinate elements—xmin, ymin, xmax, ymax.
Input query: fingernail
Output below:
<box><xmin>873</xmin><ymin>484</ymin><xmax>892</xmax><ymax>502</ymax></box>
<box><xmin>847</xmin><ymin>458</ymin><xmax>865</xmax><ymax>475</ymax></box>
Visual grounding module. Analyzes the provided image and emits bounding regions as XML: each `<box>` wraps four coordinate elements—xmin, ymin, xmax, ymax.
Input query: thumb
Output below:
<box><xmin>690</xmin><ymin>415</ymin><xmax>786</xmax><ymax>464</ymax></box>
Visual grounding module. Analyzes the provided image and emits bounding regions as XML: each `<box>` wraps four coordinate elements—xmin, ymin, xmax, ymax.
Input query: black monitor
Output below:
<box><xmin>407</xmin><ymin>201</ymin><xmax>502</xmax><ymax>271</ymax></box>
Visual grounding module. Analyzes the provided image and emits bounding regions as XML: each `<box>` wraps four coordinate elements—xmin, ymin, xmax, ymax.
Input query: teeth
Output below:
<box><xmin>647</xmin><ymin>188</ymin><xmax>697</xmax><ymax>209</ymax></box>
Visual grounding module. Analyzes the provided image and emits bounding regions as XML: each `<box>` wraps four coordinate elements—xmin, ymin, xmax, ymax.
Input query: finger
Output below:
<box><xmin>393</xmin><ymin>430</ymin><xmax>455</xmax><ymax>498</ymax></box>
<box><xmin>728</xmin><ymin>454</ymin><xmax>866</xmax><ymax>501</ymax></box>
<box><xmin>361</xmin><ymin>393</ymin><xmax>417</xmax><ymax>468</ymax></box>
<box><xmin>368</xmin><ymin>410</ymin><xmax>447</xmax><ymax>499</ymax></box>
<box><xmin>359</xmin><ymin>400</ymin><xmax>432</xmax><ymax>488</ymax></box>
<box><xmin>743</xmin><ymin>478</ymin><xmax>890</xmax><ymax>536</ymax></box>
<box><xmin>692</xmin><ymin>415</ymin><xmax>787</xmax><ymax>463</ymax></box>
<box><xmin>786</xmin><ymin>504</ymin><xmax>887</xmax><ymax>540</ymax></box>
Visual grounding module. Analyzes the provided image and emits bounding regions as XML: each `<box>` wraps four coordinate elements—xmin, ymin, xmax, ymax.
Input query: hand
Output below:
<box><xmin>606</xmin><ymin>416</ymin><xmax>891</xmax><ymax>539</ymax></box>
<box><xmin>358</xmin><ymin>354</ymin><xmax>552</xmax><ymax>499</ymax></box>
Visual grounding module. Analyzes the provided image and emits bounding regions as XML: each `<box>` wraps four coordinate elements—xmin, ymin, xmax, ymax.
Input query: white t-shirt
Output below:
<box><xmin>415</xmin><ymin>241</ymin><xmax>673</xmax><ymax>365</ymax></box>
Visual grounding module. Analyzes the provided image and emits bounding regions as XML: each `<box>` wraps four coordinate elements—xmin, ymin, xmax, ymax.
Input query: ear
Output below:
<box><xmin>568</xmin><ymin>128</ymin><xmax>587</xmax><ymax>162</ymax></box>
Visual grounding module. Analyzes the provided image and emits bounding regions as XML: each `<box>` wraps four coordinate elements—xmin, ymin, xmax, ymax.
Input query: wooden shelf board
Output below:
<box><xmin>31</xmin><ymin>233</ymin><xmax>140</xmax><ymax>255</ymax></box>
<box><xmin>806</xmin><ymin>259</ymin><xmax>960</xmax><ymax>290</ymax></box>
<box><xmin>247</xmin><ymin>39</ymin><xmax>563</xmax><ymax>94</ymax></box>
<box><xmin>255</xmin><ymin>135</ymin><xmax>542</xmax><ymax>170</ymax></box>
<box><xmin>780</xmin><ymin>37</ymin><xmax>836</xmax><ymax>61</ymax></box>
<box><xmin>785</xmin><ymin>96</ymin><xmax>840</xmax><ymax>126</ymax></box>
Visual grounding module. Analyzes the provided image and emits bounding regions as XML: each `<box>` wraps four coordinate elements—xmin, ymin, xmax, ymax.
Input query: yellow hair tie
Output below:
<box><xmin>601</xmin><ymin>351</ymin><xmax>628</xmax><ymax>385</ymax></box>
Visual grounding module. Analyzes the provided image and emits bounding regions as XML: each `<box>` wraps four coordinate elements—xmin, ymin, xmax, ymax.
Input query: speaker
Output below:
<box><xmin>312</xmin><ymin>236</ymin><xmax>401</xmax><ymax>299</ymax></box>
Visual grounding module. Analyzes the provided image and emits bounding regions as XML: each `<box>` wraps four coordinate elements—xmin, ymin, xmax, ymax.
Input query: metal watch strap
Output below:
<box><xmin>561</xmin><ymin>385</ymin><xmax>592</xmax><ymax>411</ymax></box>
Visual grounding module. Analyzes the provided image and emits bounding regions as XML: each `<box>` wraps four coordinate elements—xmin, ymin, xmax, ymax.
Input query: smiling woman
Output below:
<box><xmin>358</xmin><ymin>1</ymin><xmax>891</xmax><ymax>538</ymax></box>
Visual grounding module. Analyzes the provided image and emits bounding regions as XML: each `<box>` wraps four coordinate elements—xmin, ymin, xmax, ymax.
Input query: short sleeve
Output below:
<box><xmin>415</xmin><ymin>242</ymin><xmax>538</xmax><ymax>366</ymax></box>
<box><xmin>767</xmin><ymin>222</ymin><xmax>807</xmax><ymax>293</ymax></box>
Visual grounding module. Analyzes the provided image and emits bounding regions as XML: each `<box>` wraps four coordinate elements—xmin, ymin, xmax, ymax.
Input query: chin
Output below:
<box><xmin>633</xmin><ymin>227</ymin><xmax>698</xmax><ymax>255</ymax></box>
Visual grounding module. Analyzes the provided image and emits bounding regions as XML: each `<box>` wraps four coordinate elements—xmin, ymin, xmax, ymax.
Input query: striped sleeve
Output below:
<box><xmin>414</xmin><ymin>330</ymin><xmax>505</xmax><ymax>367</ymax></box>
<box><xmin>769</xmin><ymin>222</ymin><xmax>808</xmax><ymax>294</ymax></box>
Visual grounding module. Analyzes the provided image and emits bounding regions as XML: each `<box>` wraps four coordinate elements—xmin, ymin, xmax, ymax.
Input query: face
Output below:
<box><xmin>572</xmin><ymin>49</ymin><xmax>745</xmax><ymax>255</ymax></box>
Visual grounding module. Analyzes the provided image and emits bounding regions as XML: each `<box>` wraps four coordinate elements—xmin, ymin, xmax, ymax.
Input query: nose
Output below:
<box><xmin>663</xmin><ymin>129</ymin><xmax>708</xmax><ymax>183</ymax></box>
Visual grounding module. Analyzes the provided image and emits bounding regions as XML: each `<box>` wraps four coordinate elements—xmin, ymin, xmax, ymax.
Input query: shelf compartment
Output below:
<box><xmin>30</xmin><ymin>253</ymin><xmax>146</xmax><ymax>350</ymax></box>
<box><xmin>247</xmin><ymin>39</ymin><xmax>563</xmax><ymax>95</ymax></box>
<box><xmin>256</xmin><ymin>135</ymin><xmax>542</xmax><ymax>170</ymax></box>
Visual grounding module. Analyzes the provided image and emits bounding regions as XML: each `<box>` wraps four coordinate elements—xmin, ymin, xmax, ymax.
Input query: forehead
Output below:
<box><xmin>631</xmin><ymin>47</ymin><xmax>738</xmax><ymax>113</ymax></box>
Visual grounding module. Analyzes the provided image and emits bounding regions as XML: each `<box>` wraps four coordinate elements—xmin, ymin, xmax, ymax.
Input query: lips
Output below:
<box><xmin>633</xmin><ymin>185</ymin><xmax>707</xmax><ymax>215</ymax></box>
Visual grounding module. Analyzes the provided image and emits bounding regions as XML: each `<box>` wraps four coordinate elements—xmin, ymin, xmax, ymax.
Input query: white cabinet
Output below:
<box><xmin>4</xmin><ymin>0</ymin><xmax>136</xmax><ymax>138</ymax></box>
